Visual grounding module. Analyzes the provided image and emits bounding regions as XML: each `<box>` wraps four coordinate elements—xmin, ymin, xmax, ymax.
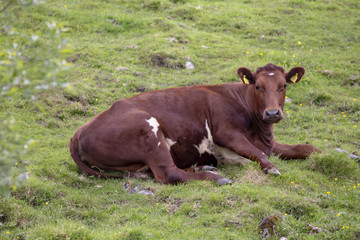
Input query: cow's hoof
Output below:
<box><xmin>265</xmin><ymin>168</ymin><xmax>281</xmax><ymax>175</ymax></box>
<box><xmin>202</xmin><ymin>165</ymin><xmax>219</xmax><ymax>171</ymax></box>
<box><xmin>217</xmin><ymin>178</ymin><xmax>233</xmax><ymax>186</ymax></box>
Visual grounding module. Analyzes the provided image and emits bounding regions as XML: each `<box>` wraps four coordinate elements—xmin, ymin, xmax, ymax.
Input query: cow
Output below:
<box><xmin>70</xmin><ymin>63</ymin><xmax>320</xmax><ymax>185</ymax></box>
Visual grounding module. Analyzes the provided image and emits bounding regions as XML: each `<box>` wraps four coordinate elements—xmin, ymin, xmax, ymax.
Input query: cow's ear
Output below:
<box><xmin>286</xmin><ymin>67</ymin><xmax>305</xmax><ymax>84</ymax></box>
<box><xmin>237</xmin><ymin>67</ymin><xmax>254</xmax><ymax>85</ymax></box>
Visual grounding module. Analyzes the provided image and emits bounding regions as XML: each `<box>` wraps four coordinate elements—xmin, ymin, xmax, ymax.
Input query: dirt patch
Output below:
<box><xmin>240</xmin><ymin>167</ymin><xmax>267</xmax><ymax>185</ymax></box>
<box><xmin>149</xmin><ymin>53</ymin><xmax>185</xmax><ymax>69</ymax></box>
<box><xmin>66</xmin><ymin>53</ymin><xmax>81</xmax><ymax>63</ymax></box>
<box><xmin>342</xmin><ymin>74</ymin><xmax>360</xmax><ymax>86</ymax></box>
<box><xmin>165</xmin><ymin>197</ymin><xmax>183</xmax><ymax>214</ymax></box>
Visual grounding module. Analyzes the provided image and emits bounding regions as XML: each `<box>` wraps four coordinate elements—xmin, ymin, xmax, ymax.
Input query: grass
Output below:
<box><xmin>1</xmin><ymin>0</ymin><xmax>360</xmax><ymax>239</ymax></box>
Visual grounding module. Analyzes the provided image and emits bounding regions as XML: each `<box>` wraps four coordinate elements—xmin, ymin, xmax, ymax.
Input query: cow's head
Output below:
<box><xmin>237</xmin><ymin>63</ymin><xmax>305</xmax><ymax>124</ymax></box>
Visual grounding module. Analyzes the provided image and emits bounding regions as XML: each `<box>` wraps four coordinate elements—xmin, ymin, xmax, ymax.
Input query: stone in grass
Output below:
<box><xmin>307</xmin><ymin>223</ymin><xmax>322</xmax><ymax>235</ymax></box>
<box><xmin>335</xmin><ymin>148</ymin><xmax>360</xmax><ymax>161</ymax></box>
<box><xmin>185</xmin><ymin>61</ymin><xmax>194</xmax><ymax>69</ymax></box>
<box><xmin>117</xmin><ymin>66</ymin><xmax>129</xmax><ymax>71</ymax></box>
<box><xmin>123</xmin><ymin>180</ymin><xmax>155</xmax><ymax>196</ymax></box>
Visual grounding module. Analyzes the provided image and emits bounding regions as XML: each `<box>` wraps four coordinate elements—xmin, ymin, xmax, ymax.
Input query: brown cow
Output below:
<box><xmin>70</xmin><ymin>63</ymin><xmax>320</xmax><ymax>185</ymax></box>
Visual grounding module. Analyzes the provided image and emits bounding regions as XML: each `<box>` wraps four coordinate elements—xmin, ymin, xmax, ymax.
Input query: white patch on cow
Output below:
<box><xmin>268</xmin><ymin>72</ymin><xmax>274</xmax><ymax>76</ymax></box>
<box><xmin>194</xmin><ymin>119</ymin><xmax>249</xmax><ymax>166</ymax></box>
<box><xmin>146</xmin><ymin>117</ymin><xmax>160</xmax><ymax>137</ymax></box>
<box><xmin>165</xmin><ymin>138</ymin><xmax>176</xmax><ymax>150</ymax></box>
<box><xmin>157</xmin><ymin>142</ymin><xmax>161</xmax><ymax>147</ymax></box>
<box><xmin>214</xmin><ymin>145</ymin><xmax>249</xmax><ymax>165</ymax></box>
<box><xmin>194</xmin><ymin>120</ymin><xmax>213</xmax><ymax>155</ymax></box>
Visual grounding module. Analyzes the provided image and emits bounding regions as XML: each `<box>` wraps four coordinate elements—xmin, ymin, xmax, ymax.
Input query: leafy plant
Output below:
<box><xmin>0</xmin><ymin>0</ymin><xmax>70</xmax><ymax>198</ymax></box>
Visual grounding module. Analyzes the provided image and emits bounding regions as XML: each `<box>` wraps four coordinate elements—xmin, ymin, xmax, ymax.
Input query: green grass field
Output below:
<box><xmin>1</xmin><ymin>0</ymin><xmax>359</xmax><ymax>239</ymax></box>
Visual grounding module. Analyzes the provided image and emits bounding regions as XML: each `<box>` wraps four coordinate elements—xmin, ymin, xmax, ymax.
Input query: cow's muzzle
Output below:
<box><xmin>263</xmin><ymin>109</ymin><xmax>283</xmax><ymax>123</ymax></box>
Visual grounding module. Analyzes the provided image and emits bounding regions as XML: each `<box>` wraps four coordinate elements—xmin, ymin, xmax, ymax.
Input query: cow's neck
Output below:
<box><xmin>251</xmin><ymin>114</ymin><xmax>274</xmax><ymax>151</ymax></box>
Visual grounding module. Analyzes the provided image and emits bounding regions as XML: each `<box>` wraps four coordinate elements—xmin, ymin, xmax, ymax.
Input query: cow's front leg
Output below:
<box><xmin>272</xmin><ymin>141</ymin><xmax>321</xmax><ymax>160</ymax></box>
<box><xmin>214</xmin><ymin>133</ymin><xmax>281</xmax><ymax>175</ymax></box>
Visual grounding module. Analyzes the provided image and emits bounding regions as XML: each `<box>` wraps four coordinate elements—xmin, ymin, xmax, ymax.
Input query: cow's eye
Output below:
<box><xmin>255</xmin><ymin>86</ymin><xmax>260</xmax><ymax>90</ymax></box>
<box><xmin>284</xmin><ymin>84</ymin><xmax>287</xmax><ymax>89</ymax></box>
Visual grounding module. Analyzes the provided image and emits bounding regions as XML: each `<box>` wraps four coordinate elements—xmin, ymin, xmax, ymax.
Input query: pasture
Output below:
<box><xmin>1</xmin><ymin>0</ymin><xmax>359</xmax><ymax>239</ymax></box>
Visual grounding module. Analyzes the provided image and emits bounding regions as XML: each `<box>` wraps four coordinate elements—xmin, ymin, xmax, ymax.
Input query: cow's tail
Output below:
<box><xmin>70</xmin><ymin>132</ymin><xmax>124</xmax><ymax>179</ymax></box>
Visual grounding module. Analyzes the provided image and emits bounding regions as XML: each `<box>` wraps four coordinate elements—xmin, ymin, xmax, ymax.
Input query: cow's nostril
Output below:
<box><xmin>266</xmin><ymin>110</ymin><xmax>280</xmax><ymax>117</ymax></box>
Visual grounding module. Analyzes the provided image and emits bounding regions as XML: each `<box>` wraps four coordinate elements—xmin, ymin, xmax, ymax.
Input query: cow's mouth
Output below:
<box><xmin>263</xmin><ymin>109</ymin><xmax>283</xmax><ymax>123</ymax></box>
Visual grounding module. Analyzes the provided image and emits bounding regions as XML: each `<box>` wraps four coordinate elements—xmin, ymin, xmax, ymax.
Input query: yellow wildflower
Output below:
<box><xmin>246</xmin><ymin>51</ymin><xmax>250</xmax><ymax>55</ymax></box>
<box><xmin>337</xmin><ymin>213</ymin><xmax>340</xmax><ymax>216</ymax></box>
<box><xmin>298</xmin><ymin>41</ymin><xmax>302</xmax><ymax>45</ymax></box>
<box><xmin>260</xmin><ymin>52</ymin><xmax>263</xmax><ymax>56</ymax></box>
<box><xmin>335</xmin><ymin>178</ymin><xmax>338</xmax><ymax>181</ymax></box>
<box><xmin>300</xmin><ymin>104</ymin><xmax>302</xmax><ymax>106</ymax></box>
<box><xmin>354</xmin><ymin>99</ymin><xmax>357</xmax><ymax>101</ymax></box>
<box><xmin>326</xmin><ymin>191</ymin><xmax>330</xmax><ymax>194</ymax></box>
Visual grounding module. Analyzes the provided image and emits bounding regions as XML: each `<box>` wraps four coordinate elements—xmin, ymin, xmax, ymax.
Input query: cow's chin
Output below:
<box><xmin>263</xmin><ymin>116</ymin><xmax>283</xmax><ymax>124</ymax></box>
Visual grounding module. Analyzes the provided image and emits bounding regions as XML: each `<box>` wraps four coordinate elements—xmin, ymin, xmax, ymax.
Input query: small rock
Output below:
<box><xmin>138</xmin><ymin>190</ymin><xmax>154</xmax><ymax>196</ymax></box>
<box><xmin>322</xmin><ymin>70</ymin><xmax>333</xmax><ymax>76</ymax></box>
<box><xmin>196</xmin><ymin>5</ymin><xmax>203</xmax><ymax>10</ymax></box>
<box><xmin>307</xmin><ymin>223</ymin><xmax>322</xmax><ymax>235</ymax></box>
<box><xmin>94</xmin><ymin>185</ymin><xmax>103</xmax><ymax>188</ymax></box>
<box><xmin>201</xmin><ymin>45</ymin><xmax>209</xmax><ymax>49</ymax></box>
<box><xmin>285</xmin><ymin>97</ymin><xmax>292</xmax><ymax>103</ymax></box>
<box><xmin>167</xmin><ymin>16</ymin><xmax>172</xmax><ymax>19</ymax></box>
<box><xmin>78</xmin><ymin>176</ymin><xmax>87</xmax><ymax>182</ymax></box>
<box><xmin>185</xmin><ymin>61</ymin><xmax>194</xmax><ymax>69</ymax></box>
<box><xmin>127</xmin><ymin>44</ymin><xmax>138</xmax><ymax>49</ymax></box>
<box><xmin>129</xmin><ymin>187</ymin><xmax>138</xmax><ymax>194</ymax></box>
<box><xmin>124</xmin><ymin>180</ymin><xmax>154</xmax><ymax>195</ymax></box>
<box><xmin>117</xmin><ymin>66</ymin><xmax>129</xmax><ymax>71</ymax></box>
<box><xmin>335</xmin><ymin>148</ymin><xmax>360</xmax><ymax>161</ymax></box>
<box><xmin>279</xmin><ymin>237</ymin><xmax>288</xmax><ymax>240</ymax></box>
<box><xmin>169</xmin><ymin>37</ymin><xmax>178</xmax><ymax>43</ymax></box>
